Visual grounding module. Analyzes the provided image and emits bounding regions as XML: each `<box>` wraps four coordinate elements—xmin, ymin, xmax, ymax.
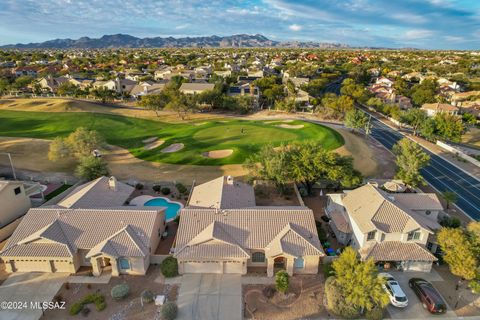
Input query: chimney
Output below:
<box><xmin>108</xmin><ymin>176</ymin><xmax>118</xmax><ymax>191</ymax></box>
<box><xmin>226</xmin><ymin>176</ymin><xmax>234</xmax><ymax>185</ymax></box>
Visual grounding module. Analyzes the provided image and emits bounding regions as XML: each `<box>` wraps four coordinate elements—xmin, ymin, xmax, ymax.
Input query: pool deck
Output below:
<box><xmin>156</xmin><ymin>221</ymin><xmax>178</xmax><ymax>254</ymax></box>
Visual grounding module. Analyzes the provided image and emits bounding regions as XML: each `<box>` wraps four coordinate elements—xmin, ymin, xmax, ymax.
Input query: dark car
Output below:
<box><xmin>408</xmin><ymin>278</ymin><xmax>447</xmax><ymax>314</ymax></box>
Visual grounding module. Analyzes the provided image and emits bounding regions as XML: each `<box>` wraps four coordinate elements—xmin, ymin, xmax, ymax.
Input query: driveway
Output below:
<box><xmin>0</xmin><ymin>272</ymin><xmax>67</xmax><ymax>320</ymax></box>
<box><xmin>386</xmin><ymin>270</ymin><xmax>457</xmax><ymax>319</ymax></box>
<box><xmin>177</xmin><ymin>274</ymin><xmax>242</xmax><ymax>320</ymax></box>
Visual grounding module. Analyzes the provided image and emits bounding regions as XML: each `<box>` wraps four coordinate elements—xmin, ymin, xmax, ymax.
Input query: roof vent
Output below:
<box><xmin>388</xmin><ymin>196</ymin><xmax>395</xmax><ymax>202</ymax></box>
<box><xmin>226</xmin><ymin>176</ymin><xmax>234</xmax><ymax>185</ymax></box>
<box><xmin>108</xmin><ymin>176</ymin><xmax>118</xmax><ymax>191</ymax></box>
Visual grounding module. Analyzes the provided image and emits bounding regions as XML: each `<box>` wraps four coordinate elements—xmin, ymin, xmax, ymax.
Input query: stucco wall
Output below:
<box><xmin>0</xmin><ymin>184</ymin><xmax>31</xmax><ymax>228</ymax></box>
<box><xmin>293</xmin><ymin>256</ymin><xmax>319</xmax><ymax>275</ymax></box>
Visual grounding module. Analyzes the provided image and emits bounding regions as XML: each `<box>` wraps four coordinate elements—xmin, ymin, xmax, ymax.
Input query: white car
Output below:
<box><xmin>379</xmin><ymin>273</ymin><xmax>408</xmax><ymax>307</ymax></box>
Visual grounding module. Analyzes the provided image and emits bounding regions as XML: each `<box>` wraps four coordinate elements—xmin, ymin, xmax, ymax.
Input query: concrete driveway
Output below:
<box><xmin>386</xmin><ymin>270</ymin><xmax>457</xmax><ymax>319</ymax></box>
<box><xmin>0</xmin><ymin>272</ymin><xmax>67</xmax><ymax>320</ymax></box>
<box><xmin>177</xmin><ymin>274</ymin><xmax>242</xmax><ymax>320</ymax></box>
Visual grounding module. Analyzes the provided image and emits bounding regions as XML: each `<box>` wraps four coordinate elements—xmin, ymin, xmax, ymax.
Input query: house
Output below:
<box><xmin>0</xmin><ymin>180</ymin><xmax>31</xmax><ymax>229</ymax></box>
<box><xmin>154</xmin><ymin>67</ymin><xmax>173</xmax><ymax>80</ymax></box>
<box><xmin>375</xmin><ymin>77</ymin><xmax>394</xmax><ymax>88</ymax></box>
<box><xmin>37</xmin><ymin>76</ymin><xmax>69</xmax><ymax>92</ymax></box>
<box><xmin>0</xmin><ymin>176</ymin><xmax>166</xmax><ymax>276</ymax></box>
<box><xmin>174</xmin><ymin>176</ymin><xmax>324</xmax><ymax>276</ymax></box>
<box><xmin>214</xmin><ymin>70</ymin><xmax>232</xmax><ymax>78</ymax></box>
<box><xmin>325</xmin><ymin>183</ymin><xmax>443</xmax><ymax>272</ymax></box>
<box><xmin>130</xmin><ymin>82</ymin><xmax>165</xmax><ymax>99</ymax></box>
<box><xmin>421</xmin><ymin>103</ymin><xmax>459</xmax><ymax>117</ymax></box>
<box><xmin>0</xmin><ymin>208</ymin><xmax>165</xmax><ymax>276</ymax></box>
<box><xmin>93</xmin><ymin>78</ymin><xmax>136</xmax><ymax>94</ymax></box>
<box><xmin>12</xmin><ymin>66</ymin><xmax>38</xmax><ymax>77</ymax></box>
<box><xmin>228</xmin><ymin>84</ymin><xmax>259</xmax><ymax>98</ymax></box>
<box><xmin>179</xmin><ymin>83</ymin><xmax>215</xmax><ymax>95</ymax></box>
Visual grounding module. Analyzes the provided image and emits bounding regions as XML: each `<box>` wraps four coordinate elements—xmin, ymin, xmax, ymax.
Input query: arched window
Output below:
<box><xmin>252</xmin><ymin>252</ymin><xmax>265</xmax><ymax>263</ymax></box>
<box><xmin>294</xmin><ymin>257</ymin><xmax>304</xmax><ymax>269</ymax></box>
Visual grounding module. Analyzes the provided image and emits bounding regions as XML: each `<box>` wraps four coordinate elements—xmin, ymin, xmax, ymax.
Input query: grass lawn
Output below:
<box><xmin>0</xmin><ymin>110</ymin><xmax>344</xmax><ymax>165</ymax></box>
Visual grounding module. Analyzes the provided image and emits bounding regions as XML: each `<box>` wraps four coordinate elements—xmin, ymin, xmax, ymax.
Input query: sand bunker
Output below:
<box><xmin>161</xmin><ymin>143</ymin><xmax>184</xmax><ymax>153</ymax></box>
<box><xmin>202</xmin><ymin>149</ymin><xmax>233</xmax><ymax>159</ymax></box>
<box><xmin>277</xmin><ymin>124</ymin><xmax>304</xmax><ymax>129</ymax></box>
<box><xmin>142</xmin><ymin>137</ymin><xmax>158</xmax><ymax>144</ymax></box>
<box><xmin>193</xmin><ymin>122</ymin><xmax>208</xmax><ymax>126</ymax></box>
<box><xmin>144</xmin><ymin>140</ymin><xmax>165</xmax><ymax>150</ymax></box>
<box><xmin>282</xmin><ymin>119</ymin><xmax>294</xmax><ymax>123</ymax></box>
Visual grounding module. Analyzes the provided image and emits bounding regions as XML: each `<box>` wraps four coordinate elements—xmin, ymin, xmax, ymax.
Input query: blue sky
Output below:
<box><xmin>0</xmin><ymin>0</ymin><xmax>479</xmax><ymax>49</ymax></box>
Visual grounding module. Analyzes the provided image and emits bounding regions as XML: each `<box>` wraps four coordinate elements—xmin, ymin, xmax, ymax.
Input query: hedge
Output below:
<box><xmin>161</xmin><ymin>256</ymin><xmax>178</xmax><ymax>278</ymax></box>
<box><xmin>111</xmin><ymin>283</ymin><xmax>130</xmax><ymax>300</ymax></box>
<box><xmin>69</xmin><ymin>293</ymin><xmax>106</xmax><ymax>315</ymax></box>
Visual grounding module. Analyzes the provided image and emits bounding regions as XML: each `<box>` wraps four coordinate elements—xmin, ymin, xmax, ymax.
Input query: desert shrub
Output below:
<box><xmin>69</xmin><ymin>302</ymin><xmax>84</xmax><ymax>315</ymax></box>
<box><xmin>161</xmin><ymin>256</ymin><xmax>178</xmax><ymax>277</ymax></box>
<box><xmin>325</xmin><ymin>276</ymin><xmax>360</xmax><ymax>318</ymax></box>
<box><xmin>175</xmin><ymin>183</ymin><xmax>188</xmax><ymax>195</ymax></box>
<box><xmin>161</xmin><ymin>187</ymin><xmax>171</xmax><ymax>195</ymax></box>
<box><xmin>135</xmin><ymin>183</ymin><xmax>144</xmax><ymax>190</ymax></box>
<box><xmin>96</xmin><ymin>301</ymin><xmax>106</xmax><ymax>311</ymax></box>
<box><xmin>470</xmin><ymin>280</ymin><xmax>480</xmax><ymax>294</ymax></box>
<box><xmin>153</xmin><ymin>185</ymin><xmax>162</xmax><ymax>192</ymax></box>
<box><xmin>141</xmin><ymin>290</ymin><xmax>155</xmax><ymax>303</ymax></box>
<box><xmin>111</xmin><ymin>283</ymin><xmax>130</xmax><ymax>300</ymax></box>
<box><xmin>365</xmin><ymin>306</ymin><xmax>384</xmax><ymax>320</ymax></box>
<box><xmin>263</xmin><ymin>285</ymin><xmax>276</xmax><ymax>299</ymax></box>
<box><xmin>161</xmin><ymin>301</ymin><xmax>178</xmax><ymax>320</ymax></box>
<box><xmin>275</xmin><ymin>270</ymin><xmax>289</xmax><ymax>294</ymax></box>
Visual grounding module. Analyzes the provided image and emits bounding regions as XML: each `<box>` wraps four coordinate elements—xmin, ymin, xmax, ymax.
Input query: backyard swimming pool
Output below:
<box><xmin>144</xmin><ymin>197</ymin><xmax>183</xmax><ymax>221</ymax></box>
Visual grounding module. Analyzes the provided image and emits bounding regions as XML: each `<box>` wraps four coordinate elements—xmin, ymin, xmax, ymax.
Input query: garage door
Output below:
<box><xmin>11</xmin><ymin>260</ymin><xmax>51</xmax><ymax>273</ymax></box>
<box><xmin>183</xmin><ymin>261</ymin><xmax>222</xmax><ymax>274</ymax></box>
<box><xmin>224</xmin><ymin>261</ymin><xmax>243</xmax><ymax>274</ymax></box>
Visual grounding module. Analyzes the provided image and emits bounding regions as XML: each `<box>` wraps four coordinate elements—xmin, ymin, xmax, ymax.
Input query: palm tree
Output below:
<box><xmin>442</xmin><ymin>191</ymin><xmax>458</xmax><ymax>210</ymax></box>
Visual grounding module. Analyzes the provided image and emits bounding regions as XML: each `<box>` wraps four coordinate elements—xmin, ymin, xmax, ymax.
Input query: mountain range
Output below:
<box><xmin>0</xmin><ymin>34</ymin><xmax>349</xmax><ymax>49</ymax></box>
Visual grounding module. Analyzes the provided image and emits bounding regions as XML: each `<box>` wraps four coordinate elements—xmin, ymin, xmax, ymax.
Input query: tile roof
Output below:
<box><xmin>174</xmin><ymin>208</ymin><xmax>324</xmax><ymax>260</ymax></box>
<box><xmin>187</xmin><ymin>176</ymin><xmax>256</xmax><ymax>209</ymax></box>
<box><xmin>359</xmin><ymin>241</ymin><xmax>437</xmax><ymax>262</ymax></box>
<box><xmin>179</xmin><ymin>83</ymin><xmax>215</xmax><ymax>92</ymax></box>
<box><xmin>0</xmin><ymin>208</ymin><xmax>163</xmax><ymax>259</ymax></box>
<box><xmin>342</xmin><ymin>184</ymin><xmax>441</xmax><ymax>234</ymax></box>
<box><xmin>57</xmin><ymin>176</ymin><xmax>134</xmax><ymax>209</ymax></box>
<box><xmin>421</xmin><ymin>103</ymin><xmax>459</xmax><ymax>112</ymax></box>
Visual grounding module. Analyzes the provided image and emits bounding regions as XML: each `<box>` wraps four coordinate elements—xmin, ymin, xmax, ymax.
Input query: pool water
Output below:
<box><xmin>144</xmin><ymin>197</ymin><xmax>182</xmax><ymax>221</ymax></box>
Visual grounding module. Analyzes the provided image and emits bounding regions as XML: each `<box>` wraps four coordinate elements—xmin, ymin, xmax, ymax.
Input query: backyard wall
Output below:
<box><xmin>436</xmin><ymin>140</ymin><xmax>480</xmax><ymax>168</ymax></box>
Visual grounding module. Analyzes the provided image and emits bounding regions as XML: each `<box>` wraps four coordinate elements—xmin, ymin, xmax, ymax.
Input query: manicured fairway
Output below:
<box><xmin>0</xmin><ymin>110</ymin><xmax>344</xmax><ymax>165</ymax></box>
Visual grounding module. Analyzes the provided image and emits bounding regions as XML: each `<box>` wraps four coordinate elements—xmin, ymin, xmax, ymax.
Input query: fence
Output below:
<box><xmin>436</xmin><ymin>140</ymin><xmax>480</xmax><ymax>168</ymax></box>
<box><xmin>150</xmin><ymin>254</ymin><xmax>170</xmax><ymax>265</ymax></box>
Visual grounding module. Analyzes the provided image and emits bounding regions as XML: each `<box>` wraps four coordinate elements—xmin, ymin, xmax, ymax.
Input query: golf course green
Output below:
<box><xmin>0</xmin><ymin>110</ymin><xmax>344</xmax><ymax>165</ymax></box>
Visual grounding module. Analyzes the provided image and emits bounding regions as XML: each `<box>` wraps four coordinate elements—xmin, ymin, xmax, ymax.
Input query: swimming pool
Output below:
<box><xmin>144</xmin><ymin>197</ymin><xmax>183</xmax><ymax>221</ymax></box>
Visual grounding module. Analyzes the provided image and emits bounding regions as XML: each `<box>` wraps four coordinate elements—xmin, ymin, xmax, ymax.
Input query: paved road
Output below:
<box><xmin>367</xmin><ymin>114</ymin><xmax>480</xmax><ymax>220</ymax></box>
<box><xmin>323</xmin><ymin>80</ymin><xmax>480</xmax><ymax>220</ymax></box>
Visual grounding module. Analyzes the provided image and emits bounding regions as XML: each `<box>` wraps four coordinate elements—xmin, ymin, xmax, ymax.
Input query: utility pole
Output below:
<box><xmin>0</xmin><ymin>152</ymin><xmax>17</xmax><ymax>180</ymax></box>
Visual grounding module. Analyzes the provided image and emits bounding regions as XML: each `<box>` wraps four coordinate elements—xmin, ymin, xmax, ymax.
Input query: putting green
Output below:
<box><xmin>0</xmin><ymin>110</ymin><xmax>344</xmax><ymax>165</ymax></box>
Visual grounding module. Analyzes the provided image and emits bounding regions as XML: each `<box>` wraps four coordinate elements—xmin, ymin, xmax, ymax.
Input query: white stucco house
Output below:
<box><xmin>325</xmin><ymin>183</ymin><xmax>443</xmax><ymax>272</ymax></box>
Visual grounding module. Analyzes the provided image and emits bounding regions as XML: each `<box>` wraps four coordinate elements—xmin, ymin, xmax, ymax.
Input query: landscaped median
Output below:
<box><xmin>0</xmin><ymin>110</ymin><xmax>344</xmax><ymax>166</ymax></box>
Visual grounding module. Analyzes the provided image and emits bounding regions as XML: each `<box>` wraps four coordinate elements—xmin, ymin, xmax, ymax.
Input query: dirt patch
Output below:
<box><xmin>161</xmin><ymin>143</ymin><xmax>184</xmax><ymax>153</ymax></box>
<box><xmin>276</xmin><ymin>124</ymin><xmax>304</xmax><ymax>129</ymax></box>
<box><xmin>41</xmin><ymin>266</ymin><xmax>178</xmax><ymax>320</ymax></box>
<box><xmin>202</xmin><ymin>149</ymin><xmax>233</xmax><ymax>159</ymax></box>
<box><xmin>144</xmin><ymin>140</ymin><xmax>165</xmax><ymax>150</ymax></box>
<box><xmin>243</xmin><ymin>274</ymin><xmax>326</xmax><ymax>319</ymax></box>
<box><xmin>254</xmin><ymin>183</ymin><xmax>300</xmax><ymax>206</ymax></box>
<box><xmin>142</xmin><ymin>137</ymin><xmax>158</xmax><ymax>144</ymax></box>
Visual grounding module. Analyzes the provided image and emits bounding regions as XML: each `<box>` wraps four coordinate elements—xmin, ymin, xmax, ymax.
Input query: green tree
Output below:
<box><xmin>331</xmin><ymin>247</ymin><xmax>389</xmax><ymax>313</ymax></box>
<box><xmin>420</xmin><ymin>118</ymin><xmax>437</xmax><ymax>141</ymax></box>
<box><xmin>434</xmin><ymin>113</ymin><xmax>464</xmax><ymax>142</ymax></box>
<box><xmin>411</xmin><ymin>79</ymin><xmax>438</xmax><ymax>106</ymax></box>
<box><xmin>392</xmin><ymin>138</ymin><xmax>430</xmax><ymax>187</ymax></box>
<box><xmin>344</xmin><ymin>109</ymin><xmax>369</xmax><ymax>133</ymax></box>
<box><xmin>165</xmin><ymin>93</ymin><xmax>196</xmax><ymax>120</ymax></box>
<box><xmin>442</xmin><ymin>191</ymin><xmax>458</xmax><ymax>209</ymax></box>
<box><xmin>437</xmin><ymin>227</ymin><xmax>478</xmax><ymax>280</ymax></box>
<box><xmin>275</xmin><ymin>270</ymin><xmax>290</xmax><ymax>294</ymax></box>
<box><xmin>75</xmin><ymin>156</ymin><xmax>109</xmax><ymax>180</ymax></box>
<box><xmin>137</xmin><ymin>93</ymin><xmax>170</xmax><ymax>116</ymax></box>
<box><xmin>65</xmin><ymin>127</ymin><xmax>104</xmax><ymax>158</ymax></box>
<box><xmin>92</xmin><ymin>87</ymin><xmax>116</xmax><ymax>103</ymax></box>
<box><xmin>48</xmin><ymin>137</ymin><xmax>71</xmax><ymax>161</ymax></box>
<box><xmin>403</xmin><ymin>108</ymin><xmax>427</xmax><ymax>136</ymax></box>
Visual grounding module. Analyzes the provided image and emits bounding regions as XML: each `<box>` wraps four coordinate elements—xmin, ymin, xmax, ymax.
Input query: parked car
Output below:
<box><xmin>379</xmin><ymin>273</ymin><xmax>408</xmax><ymax>307</ymax></box>
<box><xmin>408</xmin><ymin>278</ymin><xmax>447</xmax><ymax>314</ymax></box>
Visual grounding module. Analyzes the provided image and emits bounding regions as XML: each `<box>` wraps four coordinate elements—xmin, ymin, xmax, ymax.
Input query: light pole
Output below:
<box><xmin>0</xmin><ymin>152</ymin><xmax>17</xmax><ymax>180</ymax></box>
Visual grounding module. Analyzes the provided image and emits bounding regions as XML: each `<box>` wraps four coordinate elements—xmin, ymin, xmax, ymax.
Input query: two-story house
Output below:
<box><xmin>326</xmin><ymin>183</ymin><xmax>443</xmax><ymax>272</ymax></box>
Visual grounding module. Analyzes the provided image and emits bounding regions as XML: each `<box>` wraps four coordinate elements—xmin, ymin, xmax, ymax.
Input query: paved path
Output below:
<box><xmin>0</xmin><ymin>272</ymin><xmax>67</xmax><ymax>320</ymax></box>
<box><xmin>177</xmin><ymin>274</ymin><xmax>242</xmax><ymax>320</ymax></box>
<box><xmin>366</xmin><ymin>113</ymin><xmax>480</xmax><ymax>220</ymax></box>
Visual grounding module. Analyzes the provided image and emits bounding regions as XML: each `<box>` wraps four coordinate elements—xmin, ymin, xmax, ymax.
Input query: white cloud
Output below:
<box><xmin>403</xmin><ymin>29</ymin><xmax>434</xmax><ymax>40</ymax></box>
<box><xmin>289</xmin><ymin>24</ymin><xmax>302</xmax><ymax>31</ymax></box>
<box><xmin>175</xmin><ymin>24</ymin><xmax>189</xmax><ymax>30</ymax></box>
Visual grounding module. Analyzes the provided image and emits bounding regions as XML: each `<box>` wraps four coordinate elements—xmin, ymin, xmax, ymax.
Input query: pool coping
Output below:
<box><xmin>130</xmin><ymin>195</ymin><xmax>183</xmax><ymax>222</ymax></box>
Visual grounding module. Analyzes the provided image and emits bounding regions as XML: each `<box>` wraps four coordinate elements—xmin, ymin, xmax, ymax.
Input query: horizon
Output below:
<box><xmin>1</xmin><ymin>0</ymin><xmax>480</xmax><ymax>50</ymax></box>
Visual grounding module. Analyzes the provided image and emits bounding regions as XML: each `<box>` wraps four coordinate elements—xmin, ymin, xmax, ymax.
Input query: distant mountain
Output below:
<box><xmin>0</xmin><ymin>34</ymin><xmax>349</xmax><ymax>49</ymax></box>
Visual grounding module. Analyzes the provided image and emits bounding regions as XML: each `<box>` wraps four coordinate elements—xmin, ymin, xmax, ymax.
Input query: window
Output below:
<box><xmin>367</xmin><ymin>231</ymin><xmax>376</xmax><ymax>241</ymax></box>
<box><xmin>14</xmin><ymin>187</ymin><xmax>21</xmax><ymax>195</ymax></box>
<box><xmin>381</xmin><ymin>233</ymin><xmax>386</xmax><ymax>242</ymax></box>
<box><xmin>427</xmin><ymin>242</ymin><xmax>433</xmax><ymax>251</ymax></box>
<box><xmin>294</xmin><ymin>257</ymin><xmax>304</xmax><ymax>269</ymax></box>
<box><xmin>251</xmin><ymin>252</ymin><xmax>265</xmax><ymax>263</ymax></box>
<box><xmin>407</xmin><ymin>231</ymin><xmax>421</xmax><ymax>241</ymax></box>
<box><xmin>425</xmin><ymin>210</ymin><xmax>431</xmax><ymax>215</ymax></box>
<box><xmin>118</xmin><ymin>258</ymin><xmax>130</xmax><ymax>270</ymax></box>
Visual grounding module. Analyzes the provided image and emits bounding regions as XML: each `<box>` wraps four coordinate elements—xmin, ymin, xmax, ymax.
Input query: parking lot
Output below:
<box><xmin>386</xmin><ymin>270</ymin><xmax>457</xmax><ymax>319</ymax></box>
